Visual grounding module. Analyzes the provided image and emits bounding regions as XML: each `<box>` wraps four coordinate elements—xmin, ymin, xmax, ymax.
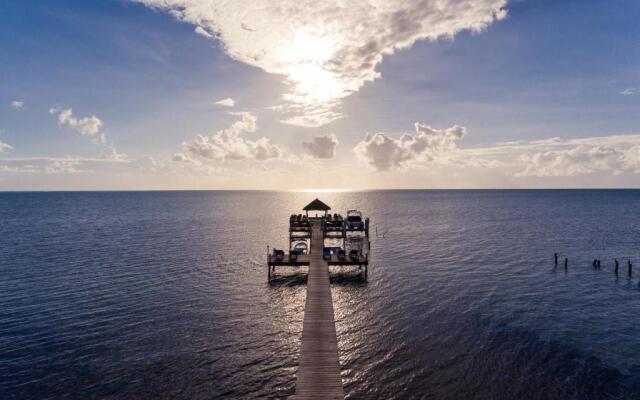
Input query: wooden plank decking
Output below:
<box><xmin>293</xmin><ymin>221</ymin><xmax>344</xmax><ymax>399</ymax></box>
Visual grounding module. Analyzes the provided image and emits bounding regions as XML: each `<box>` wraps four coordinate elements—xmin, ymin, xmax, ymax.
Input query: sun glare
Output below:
<box><xmin>278</xmin><ymin>30</ymin><xmax>347</xmax><ymax>104</ymax></box>
<box><xmin>286</xmin><ymin>64</ymin><xmax>344</xmax><ymax>101</ymax></box>
<box><xmin>283</xmin><ymin>31</ymin><xmax>335</xmax><ymax>64</ymax></box>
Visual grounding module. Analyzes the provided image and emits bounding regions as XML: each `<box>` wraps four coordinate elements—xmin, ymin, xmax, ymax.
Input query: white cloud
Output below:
<box><xmin>302</xmin><ymin>134</ymin><xmax>338</xmax><ymax>159</ymax></box>
<box><xmin>214</xmin><ymin>97</ymin><xmax>235</xmax><ymax>107</ymax></box>
<box><xmin>517</xmin><ymin>144</ymin><xmax>640</xmax><ymax>177</ymax></box>
<box><xmin>354</xmin><ymin>123</ymin><xmax>466</xmax><ymax>171</ymax></box>
<box><xmin>181</xmin><ymin>112</ymin><xmax>282</xmax><ymax>161</ymax></box>
<box><xmin>438</xmin><ymin>134</ymin><xmax>640</xmax><ymax>178</ymax></box>
<box><xmin>49</xmin><ymin>107</ymin><xmax>104</xmax><ymax>143</ymax></box>
<box><xmin>620</xmin><ymin>88</ymin><xmax>636</xmax><ymax>96</ymax></box>
<box><xmin>194</xmin><ymin>26</ymin><xmax>214</xmax><ymax>38</ymax></box>
<box><xmin>133</xmin><ymin>0</ymin><xmax>508</xmax><ymax>126</ymax></box>
<box><xmin>172</xmin><ymin>153</ymin><xmax>190</xmax><ymax>162</ymax></box>
<box><xmin>11</xmin><ymin>101</ymin><xmax>24</xmax><ymax>111</ymax></box>
<box><xmin>44</xmin><ymin>159</ymin><xmax>87</xmax><ymax>174</ymax></box>
<box><xmin>350</xmin><ymin>131</ymin><xmax>640</xmax><ymax>180</ymax></box>
<box><xmin>106</xmin><ymin>146</ymin><xmax>127</xmax><ymax>161</ymax></box>
<box><xmin>171</xmin><ymin>152</ymin><xmax>202</xmax><ymax>165</ymax></box>
<box><xmin>0</xmin><ymin>156</ymin><xmax>127</xmax><ymax>175</ymax></box>
<box><xmin>0</xmin><ymin>140</ymin><xmax>12</xmax><ymax>153</ymax></box>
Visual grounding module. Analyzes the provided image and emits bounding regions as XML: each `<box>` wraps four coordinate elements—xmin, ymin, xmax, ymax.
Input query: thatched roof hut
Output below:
<box><xmin>303</xmin><ymin>198</ymin><xmax>331</xmax><ymax>216</ymax></box>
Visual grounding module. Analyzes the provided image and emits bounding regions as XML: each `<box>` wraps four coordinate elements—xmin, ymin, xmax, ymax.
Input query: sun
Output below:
<box><xmin>277</xmin><ymin>30</ymin><xmax>347</xmax><ymax>103</ymax></box>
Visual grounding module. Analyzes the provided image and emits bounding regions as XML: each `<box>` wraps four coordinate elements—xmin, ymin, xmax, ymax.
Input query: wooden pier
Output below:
<box><xmin>293</xmin><ymin>221</ymin><xmax>344</xmax><ymax>399</ymax></box>
<box><xmin>267</xmin><ymin>199</ymin><xmax>371</xmax><ymax>399</ymax></box>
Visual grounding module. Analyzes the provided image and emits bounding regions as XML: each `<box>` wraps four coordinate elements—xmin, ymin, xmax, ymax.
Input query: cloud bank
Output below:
<box><xmin>302</xmin><ymin>134</ymin><xmax>338</xmax><ymax>159</ymax></box>
<box><xmin>179</xmin><ymin>112</ymin><xmax>282</xmax><ymax>162</ymax></box>
<box><xmin>133</xmin><ymin>0</ymin><xmax>508</xmax><ymax>126</ymax></box>
<box><xmin>0</xmin><ymin>155</ymin><xmax>128</xmax><ymax>175</ymax></box>
<box><xmin>354</xmin><ymin>123</ymin><xmax>466</xmax><ymax>170</ymax></box>
<box><xmin>516</xmin><ymin>142</ymin><xmax>640</xmax><ymax>177</ymax></box>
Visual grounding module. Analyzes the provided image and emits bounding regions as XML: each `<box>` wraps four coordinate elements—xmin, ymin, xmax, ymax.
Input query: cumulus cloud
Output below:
<box><xmin>620</xmin><ymin>88</ymin><xmax>636</xmax><ymax>96</ymax></box>
<box><xmin>302</xmin><ymin>134</ymin><xmax>338</xmax><ymax>159</ymax></box>
<box><xmin>133</xmin><ymin>0</ymin><xmax>508</xmax><ymax>126</ymax></box>
<box><xmin>354</xmin><ymin>123</ymin><xmax>466</xmax><ymax>170</ymax></box>
<box><xmin>181</xmin><ymin>112</ymin><xmax>282</xmax><ymax>162</ymax></box>
<box><xmin>350</xmin><ymin>131</ymin><xmax>640</xmax><ymax>178</ymax></box>
<box><xmin>172</xmin><ymin>153</ymin><xmax>191</xmax><ymax>162</ymax></box>
<box><xmin>214</xmin><ymin>97</ymin><xmax>235</xmax><ymax>107</ymax></box>
<box><xmin>171</xmin><ymin>152</ymin><xmax>203</xmax><ymax>166</ymax></box>
<box><xmin>49</xmin><ymin>107</ymin><xmax>104</xmax><ymax>143</ymax></box>
<box><xmin>11</xmin><ymin>101</ymin><xmax>24</xmax><ymax>111</ymax></box>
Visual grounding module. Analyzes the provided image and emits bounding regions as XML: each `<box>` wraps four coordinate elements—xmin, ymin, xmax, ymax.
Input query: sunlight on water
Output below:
<box><xmin>290</xmin><ymin>188</ymin><xmax>354</xmax><ymax>193</ymax></box>
<box><xmin>2</xmin><ymin>190</ymin><xmax>640</xmax><ymax>399</ymax></box>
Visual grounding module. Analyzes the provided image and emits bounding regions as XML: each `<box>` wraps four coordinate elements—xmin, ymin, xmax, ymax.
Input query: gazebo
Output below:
<box><xmin>303</xmin><ymin>198</ymin><xmax>331</xmax><ymax>217</ymax></box>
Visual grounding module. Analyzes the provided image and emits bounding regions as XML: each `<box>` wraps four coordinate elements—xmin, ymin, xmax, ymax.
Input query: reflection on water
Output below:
<box><xmin>2</xmin><ymin>190</ymin><xmax>640</xmax><ymax>399</ymax></box>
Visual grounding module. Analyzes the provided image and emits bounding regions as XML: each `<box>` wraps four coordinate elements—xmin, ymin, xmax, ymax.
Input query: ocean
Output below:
<box><xmin>1</xmin><ymin>190</ymin><xmax>640</xmax><ymax>399</ymax></box>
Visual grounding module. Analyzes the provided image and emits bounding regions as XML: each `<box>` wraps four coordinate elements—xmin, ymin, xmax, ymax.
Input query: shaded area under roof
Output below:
<box><xmin>303</xmin><ymin>198</ymin><xmax>331</xmax><ymax>211</ymax></box>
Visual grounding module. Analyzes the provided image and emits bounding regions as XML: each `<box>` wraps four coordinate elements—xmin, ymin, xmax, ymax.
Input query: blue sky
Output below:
<box><xmin>1</xmin><ymin>0</ymin><xmax>639</xmax><ymax>189</ymax></box>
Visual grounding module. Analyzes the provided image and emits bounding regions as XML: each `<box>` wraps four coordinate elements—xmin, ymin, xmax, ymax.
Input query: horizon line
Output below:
<box><xmin>3</xmin><ymin>188</ymin><xmax>640</xmax><ymax>193</ymax></box>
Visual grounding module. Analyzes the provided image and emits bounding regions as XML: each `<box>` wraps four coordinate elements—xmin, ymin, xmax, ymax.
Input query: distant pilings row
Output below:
<box><xmin>554</xmin><ymin>252</ymin><xmax>636</xmax><ymax>278</ymax></box>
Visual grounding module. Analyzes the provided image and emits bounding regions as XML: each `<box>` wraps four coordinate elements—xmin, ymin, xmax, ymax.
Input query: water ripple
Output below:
<box><xmin>2</xmin><ymin>191</ymin><xmax>640</xmax><ymax>398</ymax></box>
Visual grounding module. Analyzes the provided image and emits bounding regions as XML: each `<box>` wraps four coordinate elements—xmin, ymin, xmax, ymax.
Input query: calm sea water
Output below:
<box><xmin>2</xmin><ymin>190</ymin><xmax>640</xmax><ymax>399</ymax></box>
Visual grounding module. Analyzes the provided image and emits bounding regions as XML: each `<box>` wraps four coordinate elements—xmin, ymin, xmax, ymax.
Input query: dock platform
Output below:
<box><xmin>268</xmin><ymin>200</ymin><xmax>371</xmax><ymax>399</ymax></box>
<box><xmin>292</xmin><ymin>221</ymin><xmax>344</xmax><ymax>399</ymax></box>
<box><xmin>267</xmin><ymin>254</ymin><xmax>368</xmax><ymax>268</ymax></box>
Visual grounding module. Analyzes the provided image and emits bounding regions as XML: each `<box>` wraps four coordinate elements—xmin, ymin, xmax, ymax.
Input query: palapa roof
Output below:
<box><xmin>303</xmin><ymin>198</ymin><xmax>331</xmax><ymax>211</ymax></box>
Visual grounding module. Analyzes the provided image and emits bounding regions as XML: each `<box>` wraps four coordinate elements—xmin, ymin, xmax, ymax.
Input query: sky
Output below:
<box><xmin>1</xmin><ymin>0</ymin><xmax>639</xmax><ymax>190</ymax></box>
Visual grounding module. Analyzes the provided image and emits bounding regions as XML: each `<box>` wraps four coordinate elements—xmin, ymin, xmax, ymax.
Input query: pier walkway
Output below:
<box><xmin>293</xmin><ymin>220</ymin><xmax>344</xmax><ymax>399</ymax></box>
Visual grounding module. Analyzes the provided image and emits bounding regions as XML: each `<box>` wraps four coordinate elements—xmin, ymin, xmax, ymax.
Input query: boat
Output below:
<box><xmin>345</xmin><ymin>210</ymin><xmax>364</xmax><ymax>230</ymax></box>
